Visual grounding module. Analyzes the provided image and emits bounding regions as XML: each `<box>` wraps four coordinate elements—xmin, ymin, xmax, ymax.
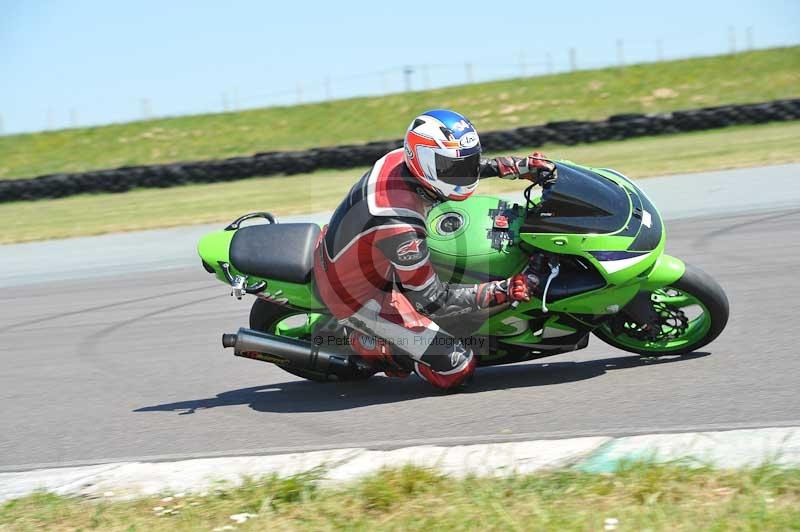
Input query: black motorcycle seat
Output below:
<box><xmin>229</xmin><ymin>223</ymin><xmax>321</xmax><ymax>284</ymax></box>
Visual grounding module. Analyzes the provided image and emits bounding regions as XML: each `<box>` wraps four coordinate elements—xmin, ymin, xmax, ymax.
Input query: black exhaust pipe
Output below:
<box><xmin>222</xmin><ymin>333</ymin><xmax>238</xmax><ymax>348</ymax></box>
<box><xmin>221</xmin><ymin>327</ymin><xmax>360</xmax><ymax>379</ymax></box>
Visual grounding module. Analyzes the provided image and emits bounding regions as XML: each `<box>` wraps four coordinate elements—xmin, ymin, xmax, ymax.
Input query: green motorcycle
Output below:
<box><xmin>198</xmin><ymin>161</ymin><xmax>729</xmax><ymax>382</ymax></box>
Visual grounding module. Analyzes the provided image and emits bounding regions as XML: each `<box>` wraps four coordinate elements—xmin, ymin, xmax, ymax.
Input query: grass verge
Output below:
<box><xmin>0</xmin><ymin>47</ymin><xmax>798</xmax><ymax>179</ymax></box>
<box><xmin>2</xmin><ymin>463</ymin><xmax>799</xmax><ymax>531</ymax></box>
<box><xmin>2</xmin><ymin>121</ymin><xmax>798</xmax><ymax>245</ymax></box>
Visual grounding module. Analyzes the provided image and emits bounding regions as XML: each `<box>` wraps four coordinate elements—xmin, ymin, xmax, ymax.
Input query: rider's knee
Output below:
<box><xmin>415</xmin><ymin>339</ymin><xmax>476</xmax><ymax>389</ymax></box>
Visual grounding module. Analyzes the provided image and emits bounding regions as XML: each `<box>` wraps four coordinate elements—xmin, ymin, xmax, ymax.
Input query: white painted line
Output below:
<box><xmin>2</xmin><ymin>427</ymin><xmax>799</xmax><ymax>503</ymax></box>
<box><xmin>5</xmin><ymin>419</ymin><xmax>800</xmax><ymax>474</ymax></box>
<box><xmin>0</xmin><ymin>463</ymin><xmax>125</xmax><ymax>503</ymax></box>
<box><xmin>323</xmin><ymin>438</ymin><xmax>609</xmax><ymax>484</ymax></box>
<box><xmin>0</xmin><ymin>448</ymin><xmax>364</xmax><ymax>502</ymax></box>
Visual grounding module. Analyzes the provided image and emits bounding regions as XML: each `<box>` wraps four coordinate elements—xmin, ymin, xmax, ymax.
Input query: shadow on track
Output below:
<box><xmin>136</xmin><ymin>352</ymin><xmax>709</xmax><ymax>415</ymax></box>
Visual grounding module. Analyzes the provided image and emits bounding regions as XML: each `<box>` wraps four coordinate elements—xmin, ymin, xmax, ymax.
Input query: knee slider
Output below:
<box><xmin>419</xmin><ymin>332</ymin><xmax>472</xmax><ymax>373</ymax></box>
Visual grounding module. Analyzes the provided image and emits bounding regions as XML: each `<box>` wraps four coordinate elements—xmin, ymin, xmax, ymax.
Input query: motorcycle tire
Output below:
<box><xmin>594</xmin><ymin>263</ymin><xmax>730</xmax><ymax>356</ymax></box>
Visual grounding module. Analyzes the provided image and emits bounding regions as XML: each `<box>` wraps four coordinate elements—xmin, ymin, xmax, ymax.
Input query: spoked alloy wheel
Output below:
<box><xmin>594</xmin><ymin>264</ymin><xmax>729</xmax><ymax>356</ymax></box>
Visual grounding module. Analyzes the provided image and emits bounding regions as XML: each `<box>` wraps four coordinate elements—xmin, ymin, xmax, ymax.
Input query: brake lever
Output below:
<box><xmin>541</xmin><ymin>262</ymin><xmax>560</xmax><ymax>313</ymax></box>
<box><xmin>509</xmin><ymin>250</ymin><xmax>546</xmax><ymax>309</ymax></box>
<box><xmin>509</xmin><ymin>258</ymin><xmax>560</xmax><ymax>311</ymax></box>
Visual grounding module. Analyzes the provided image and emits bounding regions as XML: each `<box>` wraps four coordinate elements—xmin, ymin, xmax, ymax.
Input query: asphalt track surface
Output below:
<box><xmin>2</xmin><ymin>167</ymin><xmax>800</xmax><ymax>471</ymax></box>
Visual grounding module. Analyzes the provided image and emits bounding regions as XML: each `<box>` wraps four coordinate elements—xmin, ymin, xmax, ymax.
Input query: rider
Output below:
<box><xmin>313</xmin><ymin>109</ymin><xmax>556</xmax><ymax>389</ymax></box>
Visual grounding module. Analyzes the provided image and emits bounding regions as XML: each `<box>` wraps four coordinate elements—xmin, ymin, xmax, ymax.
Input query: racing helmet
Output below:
<box><xmin>403</xmin><ymin>109</ymin><xmax>481</xmax><ymax>201</ymax></box>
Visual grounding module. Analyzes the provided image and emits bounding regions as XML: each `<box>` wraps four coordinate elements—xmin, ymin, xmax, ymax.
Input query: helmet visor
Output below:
<box><xmin>435</xmin><ymin>152</ymin><xmax>480</xmax><ymax>186</ymax></box>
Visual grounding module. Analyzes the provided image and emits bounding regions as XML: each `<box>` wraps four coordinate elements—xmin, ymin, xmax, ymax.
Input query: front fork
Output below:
<box><xmin>610</xmin><ymin>254</ymin><xmax>687</xmax><ymax>337</ymax></box>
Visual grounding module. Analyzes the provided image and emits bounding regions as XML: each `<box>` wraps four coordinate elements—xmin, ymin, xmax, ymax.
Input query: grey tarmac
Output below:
<box><xmin>1</xmin><ymin>164</ymin><xmax>799</xmax><ymax>471</ymax></box>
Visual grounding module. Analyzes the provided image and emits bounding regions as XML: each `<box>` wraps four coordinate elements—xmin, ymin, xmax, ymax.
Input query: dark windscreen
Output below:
<box><xmin>521</xmin><ymin>163</ymin><xmax>631</xmax><ymax>234</ymax></box>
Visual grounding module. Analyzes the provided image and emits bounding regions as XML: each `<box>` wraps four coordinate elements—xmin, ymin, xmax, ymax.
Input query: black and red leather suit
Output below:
<box><xmin>314</xmin><ymin>148</ymin><xmax>544</xmax><ymax>389</ymax></box>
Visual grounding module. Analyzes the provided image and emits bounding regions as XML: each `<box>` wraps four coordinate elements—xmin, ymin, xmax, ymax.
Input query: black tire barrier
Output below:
<box><xmin>1</xmin><ymin>98</ymin><xmax>798</xmax><ymax>204</ymax></box>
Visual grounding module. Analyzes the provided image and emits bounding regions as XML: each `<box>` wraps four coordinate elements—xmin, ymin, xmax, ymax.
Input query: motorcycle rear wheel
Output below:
<box><xmin>594</xmin><ymin>263</ymin><xmax>729</xmax><ymax>356</ymax></box>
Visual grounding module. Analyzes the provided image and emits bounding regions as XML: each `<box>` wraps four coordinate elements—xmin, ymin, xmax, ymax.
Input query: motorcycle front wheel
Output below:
<box><xmin>594</xmin><ymin>263</ymin><xmax>730</xmax><ymax>356</ymax></box>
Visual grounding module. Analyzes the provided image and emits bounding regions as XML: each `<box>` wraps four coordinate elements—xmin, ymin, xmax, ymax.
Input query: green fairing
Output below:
<box><xmin>197</xmin><ymin>229</ymin><xmax>233</xmax><ymax>281</ymax></box>
<box><xmin>641</xmin><ymin>254</ymin><xmax>686</xmax><ymax>290</ymax></box>
<box><xmin>199</xmin><ymin>160</ymin><xmax>721</xmax><ymax>361</ymax></box>
<box><xmin>197</xmin><ymin>228</ymin><xmax>324</xmax><ymax>310</ymax></box>
<box><xmin>426</xmin><ymin>196</ymin><xmax>529</xmax><ymax>283</ymax></box>
<box><xmin>424</xmin><ymin>162</ymin><xmax>671</xmax><ymax>342</ymax></box>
